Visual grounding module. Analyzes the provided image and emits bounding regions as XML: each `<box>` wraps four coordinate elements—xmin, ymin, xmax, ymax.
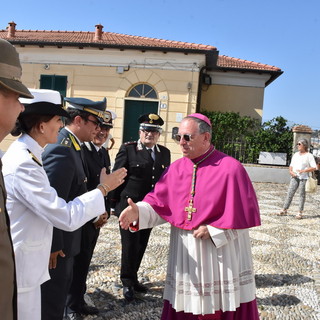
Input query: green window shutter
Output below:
<box><xmin>40</xmin><ymin>75</ymin><xmax>67</xmax><ymax>98</ymax></box>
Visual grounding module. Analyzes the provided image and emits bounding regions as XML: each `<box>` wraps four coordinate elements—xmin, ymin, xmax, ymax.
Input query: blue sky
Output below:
<box><xmin>2</xmin><ymin>0</ymin><xmax>320</xmax><ymax>129</ymax></box>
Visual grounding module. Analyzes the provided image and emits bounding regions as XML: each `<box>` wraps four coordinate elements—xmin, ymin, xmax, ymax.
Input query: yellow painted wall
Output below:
<box><xmin>201</xmin><ymin>84</ymin><xmax>264</xmax><ymax>120</ymax></box>
<box><xmin>0</xmin><ymin>63</ymin><xmax>198</xmax><ymax>162</ymax></box>
<box><xmin>0</xmin><ymin>60</ymin><xmax>267</xmax><ymax>163</ymax></box>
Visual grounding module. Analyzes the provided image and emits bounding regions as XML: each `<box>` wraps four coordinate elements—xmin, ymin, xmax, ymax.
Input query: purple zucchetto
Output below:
<box><xmin>187</xmin><ymin>113</ymin><xmax>212</xmax><ymax>127</ymax></box>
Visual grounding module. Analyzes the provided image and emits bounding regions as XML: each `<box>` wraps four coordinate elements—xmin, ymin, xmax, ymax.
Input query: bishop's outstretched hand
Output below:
<box><xmin>119</xmin><ymin>198</ymin><xmax>139</xmax><ymax>230</ymax></box>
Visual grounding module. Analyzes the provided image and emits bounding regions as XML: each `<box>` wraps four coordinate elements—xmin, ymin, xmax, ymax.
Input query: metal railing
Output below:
<box><xmin>213</xmin><ymin>138</ymin><xmax>259</xmax><ymax>164</ymax></box>
<box><xmin>213</xmin><ymin>138</ymin><xmax>293</xmax><ymax>165</ymax></box>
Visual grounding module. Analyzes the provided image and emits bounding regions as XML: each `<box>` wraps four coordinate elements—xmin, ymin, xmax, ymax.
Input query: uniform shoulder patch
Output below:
<box><xmin>60</xmin><ymin>137</ymin><xmax>72</xmax><ymax>147</ymax></box>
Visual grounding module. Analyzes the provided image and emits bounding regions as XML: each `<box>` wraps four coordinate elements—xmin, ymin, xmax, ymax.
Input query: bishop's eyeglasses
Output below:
<box><xmin>174</xmin><ymin>134</ymin><xmax>193</xmax><ymax>142</ymax></box>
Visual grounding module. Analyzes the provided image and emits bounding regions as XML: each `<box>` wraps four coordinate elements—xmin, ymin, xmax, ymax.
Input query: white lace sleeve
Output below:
<box><xmin>207</xmin><ymin>225</ymin><xmax>248</xmax><ymax>248</ymax></box>
<box><xmin>135</xmin><ymin>201</ymin><xmax>166</xmax><ymax>230</ymax></box>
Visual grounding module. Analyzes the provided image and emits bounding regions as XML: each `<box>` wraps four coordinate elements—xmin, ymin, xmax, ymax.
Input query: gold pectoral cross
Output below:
<box><xmin>185</xmin><ymin>199</ymin><xmax>197</xmax><ymax>221</ymax></box>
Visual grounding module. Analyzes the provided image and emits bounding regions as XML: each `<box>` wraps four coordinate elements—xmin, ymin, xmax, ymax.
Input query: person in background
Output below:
<box><xmin>103</xmin><ymin>127</ymin><xmax>115</xmax><ymax>150</ymax></box>
<box><xmin>277</xmin><ymin>138</ymin><xmax>317</xmax><ymax>219</ymax></box>
<box><xmin>2</xmin><ymin>89</ymin><xmax>126</xmax><ymax>320</ymax></box>
<box><xmin>0</xmin><ymin>38</ymin><xmax>33</xmax><ymax>320</ymax></box>
<box><xmin>100</xmin><ymin>109</ymin><xmax>116</xmax><ymax>168</ymax></box>
<box><xmin>41</xmin><ymin>97</ymin><xmax>123</xmax><ymax>320</ymax></box>
<box><xmin>66</xmin><ymin>111</ymin><xmax>115</xmax><ymax>316</ymax></box>
<box><xmin>102</xmin><ymin>113</ymin><xmax>116</xmax><ymax>151</ymax></box>
<box><xmin>109</xmin><ymin>113</ymin><xmax>171</xmax><ymax>302</ymax></box>
<box><xmin>119</xmin><ymin>113</ymin><xmax>261</xmax><ymax>319</ymax></box>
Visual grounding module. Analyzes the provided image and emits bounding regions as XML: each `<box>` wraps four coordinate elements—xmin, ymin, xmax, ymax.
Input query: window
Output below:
<box><xmin>40</xmin><ymin>75</ymin><xmax>67</xmax><ymax>98</ymax></box>
<box><xmin>128</xmin><ymin>84</ymin><xmax>157</xmax><ymax>99</ymax></box>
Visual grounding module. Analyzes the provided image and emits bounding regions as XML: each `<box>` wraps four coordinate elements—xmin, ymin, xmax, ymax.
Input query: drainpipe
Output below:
<box><xmin>196</xmin><ymin>50</ymin><xmax>218</xmax><ymax>112</ymax></box>
<box><xmin>196</xmin><ymin>66</ymin><xmax>207</xmax><ymax>113</ymax></box>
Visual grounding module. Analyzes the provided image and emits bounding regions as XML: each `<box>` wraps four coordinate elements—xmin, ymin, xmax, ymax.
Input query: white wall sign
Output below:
<box><xmin>176</xmin><ymin>113</ymin><xmax>183</xmax><ymax>122</ymax></box>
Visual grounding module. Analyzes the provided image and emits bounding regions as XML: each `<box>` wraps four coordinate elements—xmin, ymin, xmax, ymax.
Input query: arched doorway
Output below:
<box><xmin>123</xmin><ymin>84</ymin><xmax>159</xmax><ymax>143</ymax></box>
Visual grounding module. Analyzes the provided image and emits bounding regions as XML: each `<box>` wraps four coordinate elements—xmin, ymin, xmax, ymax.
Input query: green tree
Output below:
<box><xmin>249</xmin><ymin>116</ymin><xmax>293</xmax><ymax>152</ymax></box>
<box><xmin>202</xmin><ymin>111</ymin><xmax>259</xmax><ymax>142</ymax></box>
<box><xmin>201</xmin><ymin>111</ymin><xmax>293</xmax><ymax>164</ymax></box>
<box><xmin>246</xmin><ymin>116</ymin><xmax>294</xmax><ymax>164</ymax></box>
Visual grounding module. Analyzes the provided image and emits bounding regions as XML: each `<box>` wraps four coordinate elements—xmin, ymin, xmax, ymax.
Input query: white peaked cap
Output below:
<box><xmin>19</xmin><ymin>89</ymin><xmax>62</xmax><ymax>105</ymax></box>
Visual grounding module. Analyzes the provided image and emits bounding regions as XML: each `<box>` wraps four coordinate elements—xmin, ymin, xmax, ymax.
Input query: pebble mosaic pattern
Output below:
<box><xmin>77</xmin><ymin>183</ymin><xmax>320</xmax><ymax>320</ymax></box>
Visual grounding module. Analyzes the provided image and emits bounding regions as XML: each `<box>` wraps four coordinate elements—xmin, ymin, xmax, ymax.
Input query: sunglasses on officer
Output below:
<box><xmin>86</xmin><ymin>117</ymin><xmax>101</xmax><ymax>129</ymax></box>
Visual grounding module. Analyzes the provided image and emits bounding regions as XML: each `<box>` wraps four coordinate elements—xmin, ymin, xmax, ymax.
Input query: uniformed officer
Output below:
<box><xmin>109</xmin><ymin>113</ymin><xmax>171</xmax><ymax>301</ymax></box>
<box><xmin>66</xmin><ymin>110</ymin><xmax>115</xmax><ymax>317</ymax></box>
<box><xmin>41</xmin><ymin>97</ymin><xmax>112</xmax><ymax>320</ymax></box>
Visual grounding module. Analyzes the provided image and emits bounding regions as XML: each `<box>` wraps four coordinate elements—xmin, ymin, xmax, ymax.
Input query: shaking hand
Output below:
<box><xmin>119</xmin><ymin>198</ymin><xmax>139</xmax><ymax>230</ymax></box>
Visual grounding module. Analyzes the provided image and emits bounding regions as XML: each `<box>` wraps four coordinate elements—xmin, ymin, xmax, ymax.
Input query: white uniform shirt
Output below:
<box><xmin>2</xmin><ymin>134</ymin><xmax>105</xmax><ymax>292</ymax></box>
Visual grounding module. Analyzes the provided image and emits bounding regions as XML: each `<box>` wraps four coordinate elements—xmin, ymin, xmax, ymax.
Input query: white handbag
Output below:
<box><xmin>305</xmin><ymin>172</ymin><xmax>317</xmax><ymax>193</ymax></box>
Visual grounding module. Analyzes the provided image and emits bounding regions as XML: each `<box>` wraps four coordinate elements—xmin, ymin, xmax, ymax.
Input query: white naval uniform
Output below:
<box><xmin>2</xmin><ymin>134</ymin><xmax>105</xmax><ymax>320</ymax></box>
<box><xmin>134</xmin><ymin>202</ymin><xmax>256</xmax><ymax>315</ymax></box>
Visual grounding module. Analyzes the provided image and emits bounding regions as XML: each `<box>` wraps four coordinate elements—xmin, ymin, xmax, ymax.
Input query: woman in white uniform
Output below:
<box><xmin>2</xmin><ymin>89</ymin><xmax>126</xmax><ymax>320</ymax></box>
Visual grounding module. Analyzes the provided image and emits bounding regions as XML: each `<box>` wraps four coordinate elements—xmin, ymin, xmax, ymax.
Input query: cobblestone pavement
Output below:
<box><xmin>82</xmin><ymin>183</ymin><xmax>320</xmax><ymax>319</ymax></box>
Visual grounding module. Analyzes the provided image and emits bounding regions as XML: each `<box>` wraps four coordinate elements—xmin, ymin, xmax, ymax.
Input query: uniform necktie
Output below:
<box><xmin>148</xmin><ymin>148</ymin><xmax>155</xmax><ymax>161</ymax></box>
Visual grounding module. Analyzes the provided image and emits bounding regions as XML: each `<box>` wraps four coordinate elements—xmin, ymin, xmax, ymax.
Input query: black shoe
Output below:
<box><xmin>79</xmin><ymin>304</ymin><xmax>99</xmax><ymax>315</ymax></box>
<box><xmin>134</xmin><ymin>282</ymin><xmax>148</xmax><ymax>293</ymax></box>
<box><xmin>67</xmin><ymin>313</ymin><xmax>83</xmax><ymax>320</ymax></box>
<box><xmin>123</xmin><ymin>286</ymin><xmax>135</xmax><ymax>301</ymax></box>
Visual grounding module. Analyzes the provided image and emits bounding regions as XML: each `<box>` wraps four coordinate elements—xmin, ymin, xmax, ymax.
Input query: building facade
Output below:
<box><xmin>0</xmin><ymin>22</ymin><xmax>282</xmax><ymax>160</ymax></box>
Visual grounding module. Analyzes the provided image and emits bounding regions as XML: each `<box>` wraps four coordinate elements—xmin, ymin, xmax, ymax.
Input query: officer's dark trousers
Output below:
<box><xmin>119</xmin><ymin>226</ymin><xmax>152</xmax><ymax>287</ymax></box>
<box><xmin>41</xmin><ymin>255</ymin><xmax>74</xmax><ymax>320</ymax></box>
<box><xmin>66</xmin><ymin>222</ymin><xmax>100</xmax><ymax>313</ymax></box>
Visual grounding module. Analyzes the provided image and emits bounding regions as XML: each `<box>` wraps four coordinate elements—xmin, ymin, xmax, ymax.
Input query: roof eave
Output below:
<box><xmin>211</xmin><ymin>66</ymin><xmax>283</xmax><ymax>87</ymax></box>
<box><xmin>8</xmin><ymin>39</ymin><xmax>217</xmax><ymax>55</ymax></box>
